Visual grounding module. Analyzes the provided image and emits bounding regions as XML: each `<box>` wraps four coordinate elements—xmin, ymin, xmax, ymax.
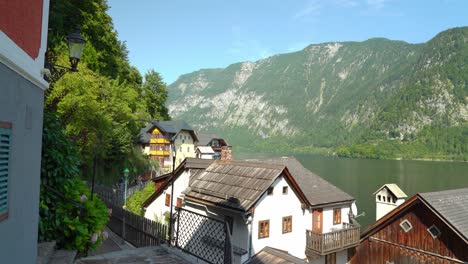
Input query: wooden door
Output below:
<box><xmin>312</xmin><ymin>208</ymin><xmax>323</xmax><ymax>233</ymax></box>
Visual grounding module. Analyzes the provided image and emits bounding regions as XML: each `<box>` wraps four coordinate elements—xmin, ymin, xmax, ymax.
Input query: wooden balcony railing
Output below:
<box><xmin>150</xmin><ymin>138</ymin><xmax>170</xmax><ymax>144</ymax></box>
<box><xmin>149</xmin><ymin>150</ymin><xmax>170</xmax><ymax>156</ymax></box>
<box><xmin>306</xmin><ymin>223</ymin><xmax>360</xmax><ymax>255</ymax></box>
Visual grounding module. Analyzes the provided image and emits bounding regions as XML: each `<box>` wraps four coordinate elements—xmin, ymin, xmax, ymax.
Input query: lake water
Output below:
<box><xmin>235</xmin><ymin>153</ymin><xmax>468</xmax><ymax>229</ymax></box>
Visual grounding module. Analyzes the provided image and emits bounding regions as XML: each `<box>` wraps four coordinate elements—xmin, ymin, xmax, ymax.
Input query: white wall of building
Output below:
<box><xmin>172</xmin><ymin>131</ymin><xmax>196</xmax><ymax>169</ymax></box>
<box><xmin>251</xmin><ymin>175</ymin><xmax>312</xmax><ymax>259</ymax></box>
<box><xmin>375</xmin><ymin>188</ymin><xmax>405</xmax><ymax>220</ymax></box>
<box><xmin>144</xmin><ymin>169</ymin><xmax>191</xmax><ymax>222</ymax></box>
<box><xmin>321</xmin><ymin>205</ymin><xmax>352</xmax><ymax>233</ymax></box>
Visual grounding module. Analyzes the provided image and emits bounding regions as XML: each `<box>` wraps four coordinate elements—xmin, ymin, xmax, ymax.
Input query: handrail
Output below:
<box><xmin>306</xmin><ymin>223</ymin><xmax>360</xmax><ymax>255</ymax></box>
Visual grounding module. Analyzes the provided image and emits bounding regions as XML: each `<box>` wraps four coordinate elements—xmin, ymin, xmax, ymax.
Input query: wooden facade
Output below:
<box><xmin>349</xmin><ymin>197</ymin><xmax>468</xmax><ymax>264</ymax></box>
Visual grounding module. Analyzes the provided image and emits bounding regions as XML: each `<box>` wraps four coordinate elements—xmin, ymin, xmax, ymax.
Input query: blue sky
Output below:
<box><xmin>108</xmin><ymin>0</ymin><xmax>468</xmax><ymax>84</ymax></box>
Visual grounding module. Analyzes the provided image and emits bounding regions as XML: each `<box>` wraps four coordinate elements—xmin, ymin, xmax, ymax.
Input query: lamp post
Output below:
<box><xmin>168</xmin><ymin>140</ymin><xmax>177</xmax><ymax>245</ymax></box>
<box><xmin>122</xmin><ymin>167</ymin><xmax>129</xmax><ymax>245</ymax></box>
<box><xmin>44</xmin><ymin>28</ymin><xmax>87</xmax><ymax>83</ymax></box>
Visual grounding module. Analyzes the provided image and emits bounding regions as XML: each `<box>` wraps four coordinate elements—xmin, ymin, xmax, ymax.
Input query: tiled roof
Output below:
<box><xmin>373</xmin><ymin>183</ymin><xmax>407</xmax><ymax>198</ymax></box>
<box><xmin>419</xmin><ymin>188</ymin><xmax>468</xmax><ymax>241</ymax></box>
<box><xmin>244</xmin><ymin>157</ymin><xmax>354</xmax><ymax>206</ymax></box>
<box><xmin>183</xmin><ymin>160</ymin><xmax>299</xmax><ymax>211</ymax></box>
<box><xmin>142</xmin><ymin>158</ymin><xmax>213</xmax><ymax>208</ymax></box>
<box><xmin>137</xmin><ymin>120</ymin><xmax>197</xmax><ymax>144</ymax></box>
<box><xmin>247</xmin><ymin>247</ymin><xmax>308</xmax><ymax>264</ymax></box>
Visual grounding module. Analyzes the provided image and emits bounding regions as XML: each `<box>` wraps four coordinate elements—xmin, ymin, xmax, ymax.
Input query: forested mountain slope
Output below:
<box><xmin>168</xmin><ymin>27</ymin><xmax>468</xmax><ymax>160</ymax></box>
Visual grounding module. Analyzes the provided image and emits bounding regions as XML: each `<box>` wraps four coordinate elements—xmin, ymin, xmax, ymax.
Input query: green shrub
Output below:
<box><xmin>126</xmin><ymin>183</ymin><xmax>155</xmax><ymax>215</ymax></box>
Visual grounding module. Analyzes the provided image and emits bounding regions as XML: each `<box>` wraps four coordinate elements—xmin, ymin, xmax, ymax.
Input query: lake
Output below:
<box><xmin>235</xmin><ymin>153</ymin><xmax>468</xmax><ymax>229</ymax></box>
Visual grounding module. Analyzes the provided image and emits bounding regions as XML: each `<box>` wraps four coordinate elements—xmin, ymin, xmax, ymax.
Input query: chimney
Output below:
<box><xmin>374</xmin><ymin>183</ymin><xmax>407</xmax><ymax>221</ymax></box>
<box><xmin>220</xmin><ymin>146</ymin><xmax>232</xmax><ymax>160</ymax></box>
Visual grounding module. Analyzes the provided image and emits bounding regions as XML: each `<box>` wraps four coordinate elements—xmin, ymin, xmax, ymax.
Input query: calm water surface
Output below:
<box><xmin>236</xmin><ymin>153</ymin><xmax>468</xmax><ymax>229</ymax></box>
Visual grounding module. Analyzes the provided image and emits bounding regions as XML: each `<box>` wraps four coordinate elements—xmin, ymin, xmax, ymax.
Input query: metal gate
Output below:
<box><xmin>175</xmin><ymin>208</ymin><xmax>233</xmax><ymax>264</ymax></box>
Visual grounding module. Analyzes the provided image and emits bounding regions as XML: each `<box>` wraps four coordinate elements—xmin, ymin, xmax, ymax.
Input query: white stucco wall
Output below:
<box><xmin>321</xmin><ymin>205</ymin><xmax>351</xmax><ymax>233</ymax></box>
<box><xmin>251</xmin><ymin>176</ymin><xmax>311</xmax><ymax>259</ymax></box>
<box><xmin>144</xmin><ymin>169</ymin><xmax>191</xmax><ymax>222</ymax></box>
<box><xmin>375</xmin><ymin>188</ymin><xmax>404</xmax><ymax>220</ymax></box>
<box><xmin>173</xmin><ymin>131</ymin><xmax>195</xmax><ymax>169</ymax></box>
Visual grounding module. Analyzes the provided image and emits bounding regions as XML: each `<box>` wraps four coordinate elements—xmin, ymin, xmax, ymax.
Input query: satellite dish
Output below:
<box><xmin>351</xmin><ymin>202</ymin><xmax>358</xmax><ymax>216</ymax></box>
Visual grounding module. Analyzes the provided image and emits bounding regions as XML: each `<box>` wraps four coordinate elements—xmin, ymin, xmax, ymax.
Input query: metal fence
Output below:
<box><xmin>175</xmin><ymin>208</ymin><xmax>233</xmax><ymax>264</ymax></box>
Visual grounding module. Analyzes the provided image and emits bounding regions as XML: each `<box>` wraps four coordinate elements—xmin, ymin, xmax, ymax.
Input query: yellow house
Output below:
<box><xmin>138</xmin><ymin>120</ymin><xmax>198</xmax><ymax>172</ymax></box>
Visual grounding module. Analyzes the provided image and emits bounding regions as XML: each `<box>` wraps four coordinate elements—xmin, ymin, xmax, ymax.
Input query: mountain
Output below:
<box><xmin>167</xmin><ymin>27</ymin><xmax>468</xmax><ymax>160</ymax></box>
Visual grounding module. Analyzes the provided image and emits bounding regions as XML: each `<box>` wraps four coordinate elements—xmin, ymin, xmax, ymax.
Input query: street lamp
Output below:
<box><xmin>122</xmin><ymin>167</ymin><xmax>129</xmax><ymax>245</ymax></box>
<box><xmin>168</xmin><ymin>140</ymin><xmax>177</xmax><ymax>245</ymax></box>
<box><xmin>44</xmin><ymin>28</ymin><xmax>87</xmax><ymax>83</ymax></box>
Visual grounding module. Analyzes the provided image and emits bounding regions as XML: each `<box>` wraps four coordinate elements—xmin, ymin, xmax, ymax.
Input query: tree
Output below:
<box><xmin>142</xmin><ymin>70</ymin><xmax>170</xmax><ymax>120</ymax></box>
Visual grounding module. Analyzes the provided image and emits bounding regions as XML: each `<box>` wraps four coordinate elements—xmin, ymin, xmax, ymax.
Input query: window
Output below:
<box><xmin>165</xmin><ymin>194</ymin><xmax>171</xmax><ymax>206</ymax></box>
<box><xmin>187</xmin><ymin>146</ymin><xmax>190</xmax><ymax>152</ymax></box>
<box><xmin>282</xmin><ymin>216</ymin><xmax>292</xmax><ymax>233</ymax></box>
<box><xmin>400</xmin><ymin>219</ymin><xmax>412</xmax><ymax>232</ymax></box>
<box><xmin>333</xmin><ymin>208</ymin><xmax>342</xmax><ymax>225</ymax></box>
<box><xmin>392</xmin><ymin>198</ymin><xmax>396</xmax><ymax>203</ymax></box>
<box><xmin>267</xmin><ymin>187</ymin><xmax>273</xmax><ymax>195</ymax></box>
<box><xmin>312</xmin><ymin>209</ymin><xmax>322</xmax><ymax>233</ymax></box>
<box><xmin>427</xmin><ymin>225</ymin><xmax>441</xmax><ymax>238</ymax></box>
<box><xmin>325</xmin><ymin>253</ymin><xmax>336</xmax><ymax>264</ymax></box>
<box><xmin>387</xmin><ymin>196</ymin><xmax>391</xmax><ymax>203</ymax></box>
<box><xmin>282</xmin><ymin>186</ymin><xmax>288</xmax><ymax>194</ymax></box>
<box><xmin>377</xmin><ymin>195</ymin><xmax>381</xmax><ymax>201</ymax></box>
<box><xmin>176</xmin><ymin>198</ymin><xmax>182</xmax><ymax>208</ymax></box>
<box><xmin>258</xmin><ymin>220</ymin><xmax>269</xmax><ymax>239</ymax></box>
<box><xmin>382</xmin><ymin>196</ymin><xmax>386</xmax><ymax>202</ymax></box>
<box><xmin>179</xmin><ymin>146</ymin><xmax>182</xmax><ymax>152</ymax></box>
<box><xmin>0</xmin><ymin>122</ymin><xmax>11</xmax><ymax>222</ymax></box>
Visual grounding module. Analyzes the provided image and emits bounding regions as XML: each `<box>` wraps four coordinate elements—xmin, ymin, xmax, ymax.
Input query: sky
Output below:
<box><xmin>107</xmin><ymin>0</ymin><xmax>468</xmax><ymax>84</ymax></box>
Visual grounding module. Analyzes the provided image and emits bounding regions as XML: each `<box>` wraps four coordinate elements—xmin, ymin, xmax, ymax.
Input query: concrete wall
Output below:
<box><xmin>0</xmin><ymin>62</ymin><xmax>45</xmax><ymax>264</ymax></box>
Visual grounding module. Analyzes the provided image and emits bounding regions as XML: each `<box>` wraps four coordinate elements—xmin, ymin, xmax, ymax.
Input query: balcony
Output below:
<box><xmin>149</xmin><ymin>150</ymin><xmax>170</xmax><ymax>156</ymax></box>
<box><xmin>305</xmin><ymin>223</ymin><xmax>360</xmax><ymax>255</ymax></box>
<box><xmin>150</xmin><ymin>138</ymin><xmax>170</xmax><ymax>144</ymax></box>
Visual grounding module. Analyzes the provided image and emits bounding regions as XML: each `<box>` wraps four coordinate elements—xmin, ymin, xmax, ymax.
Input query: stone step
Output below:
<box><xmin>37</xmin><ymin>241</ymin><xmax>57</xmax><ymax>264</ymax></box>
<box><xmin>48</xmin><ymin>249</ymin><xmax>77</xmax><ymax>264</ymax></box>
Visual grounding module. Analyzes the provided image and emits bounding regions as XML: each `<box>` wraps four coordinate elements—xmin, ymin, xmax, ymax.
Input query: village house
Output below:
<box><xmin>196</xmin><ymin>133</ymin><xmax>232</xmax><ymax>160</ymax></box>
<box><xmin>0</xmin><ymin>0</ymin><xmax>50</xmax><ymax>262</ymax></box>
<box><xmin>142</xmin><ymin>158</ymin><xmax>214</xmax><ymax>223</ymax></box>
<box><xmin>195</xmin><ymin>146</ymin><xmax>216</xmax><ymax>159</ymax></box>
<box><xmin>138</xmin><ymin>120</ymin><xmax>198</xmax><ymax>172</ymax></box>
<box><xmin>180</xmin><ymin>157</ymin><xmax>360</xmax><ymax>264</ymax></box>
<box><xmin>349</xmin><ymin>188</ymin><xmax>468</xmax><ymax>264</ymax></box>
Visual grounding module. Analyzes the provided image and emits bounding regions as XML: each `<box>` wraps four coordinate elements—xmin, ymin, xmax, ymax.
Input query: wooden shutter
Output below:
<box><xmin>165</xmin><ymin>193</ymin><xmax>171</xmax><ymax>206</ymax></box>
<box><xmin>0</xmin><ymin>122</ymin><xmax>12</xmax><ymax>221</ymax></box>
<box><xmin>176</xmin><ymin>197</ymin><xmax>182</xmax><ymax>208</ymax></box>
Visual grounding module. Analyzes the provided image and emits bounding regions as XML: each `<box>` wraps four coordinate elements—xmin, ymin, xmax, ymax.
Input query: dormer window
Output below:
<box><xmin>427</xmin><ymin>225</ymin><xmax>441</xmax><ymax>238</ymax></box>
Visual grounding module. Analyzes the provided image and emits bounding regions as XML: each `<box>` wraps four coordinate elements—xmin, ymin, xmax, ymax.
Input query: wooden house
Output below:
<box><xmin>349</xmin><ymin>188</ymin><xmax>468</xmax><ymax>264</ymax></box>
<box><xmin>138</xmin><ymin>120</ymin><xmax>198</xmax><ymax>171</ymax></box>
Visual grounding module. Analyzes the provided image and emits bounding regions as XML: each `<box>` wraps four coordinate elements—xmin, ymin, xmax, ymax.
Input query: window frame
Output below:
<box><xmin>176</xmin><ymin>197</ymin><xmax>182</xmax><ymax>208</ymax></box>
<box><xmin>400</xmin><ymin>219</ymin><xmax>413</xmax><ymax>233</ymax></box>
<box><xmin>333</xmin><ymin>208</ymin><xmax>342</xmax><ymax>225</ymax></box>
<box><xmin>165</xmin><ymin>193</ymin><xmax>171</xmax><ymax>207</ymax></box>
<box><xmin>258</xmin><ymin>220</ymin><xmax>270</xmax><ymax>239</ymax></box>
<box><xmin>267</xmin><ymin>187</ymin><xmax>273</xmax><ymax>196</ymax></box>
<box><xmin>427</xmin><ymin>224</ymin><xmax>441</xmax><ymax>239</ymax></box>
<box><xmin>282</xmin><ymin>216</ymin><xmax>292</xmax><ymax>234</ymax></box>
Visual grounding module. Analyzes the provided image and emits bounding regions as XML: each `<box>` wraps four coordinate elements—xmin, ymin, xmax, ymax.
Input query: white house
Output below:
<box><xmin>181</xmin><ymin>157</ymin><xmax>360</xmax><ymax>264</ymax></box>
<box><xmin>195</xmin><ymin>146</ymin><xmax>215</xmax><ymax>159</ymax></box>
<box><xmin>142</xmin><ymin>158</ymin><xmax>214</xmax><ymax>223</ymax></box>
<box><xmin>0</xmin><ymin>0</ymin><xmax>50</xmax><ymax>263</ymax></box>
<box><xmin>374</xmin><ymin>183</ymin><xmax>407</xmax><ymax>220</ymax></box>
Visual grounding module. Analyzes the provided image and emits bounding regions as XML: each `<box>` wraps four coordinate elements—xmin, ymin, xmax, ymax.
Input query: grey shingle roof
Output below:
<box><xmin>137</xmin><ymin>120</ymin><xmax>197</xmax><ymax>144</ymax></box>
<box><xmin>247</xmin><ymin>247</ymin><xmax>308</xmax><ymax>264</ymax></box>
<box><xmin>197</xmin><ymin>133</ymin><xmax>219</xmax><ymax>146</ymax></box>
<box><xmin>183</xmin><ymin>160</ymin><xmax>287</xmax><ymax>211</ymax></box>
<box><xmin>419</xmin><ymin>188</ymin><xmax>468</xmax><ymax>241</ymax></box>
<box><xmin>244</xmin><ymin>157</ymin><xmax>354</xmax><ymax>206</ymax></box>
